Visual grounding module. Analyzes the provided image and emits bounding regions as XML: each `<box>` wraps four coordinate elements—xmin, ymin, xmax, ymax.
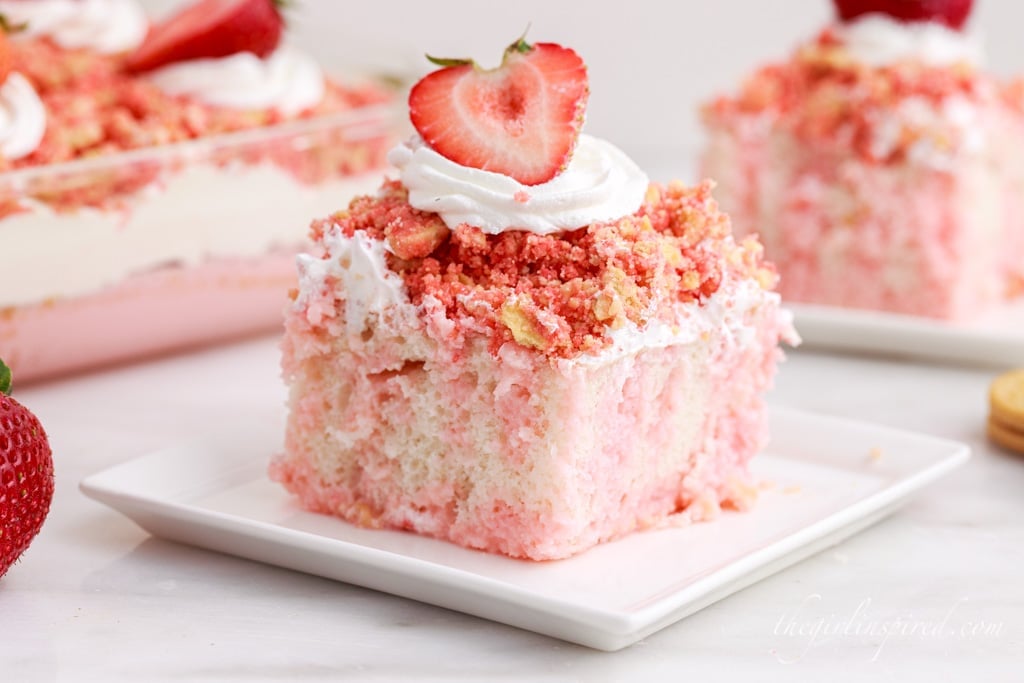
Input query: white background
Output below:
<box><xmin>6</xmin><ymin>3</ymin><xmax>1024</xmax><ymax>679</ymax></box>
<box><xmin>140</xmin><ymin>0</ymin><xmax>1024</xmax><ymax>159</ymax></box>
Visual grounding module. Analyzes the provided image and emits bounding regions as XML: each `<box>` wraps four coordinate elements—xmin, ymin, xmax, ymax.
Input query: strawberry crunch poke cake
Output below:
<box><xmin>0</xmin><ymin>0</ymin><xmax>394</xmax><ymax>382</ymax></box>
<box><xmin>270</xmin><ymin>38</ymin><xmax>795</xmax><ymax>560</ymax></box>
<box><xmin>702</xmin><ymin>0</ymin><xmax>1024</xmax><ymax>319</ymax></box>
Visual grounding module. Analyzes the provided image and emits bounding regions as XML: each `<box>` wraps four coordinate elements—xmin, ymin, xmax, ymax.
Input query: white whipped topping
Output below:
<box><xmin>146</xmin><ymin>46</ymin><xmax>326</xmax><ymax>116</ymax></box>
<box><xmin>577</xmin><ymin>274</ymin><xmax>788</xmax><ymax>366</ymax></box>
<box><xmin>296</xmin><ymin>228</ymin><xmax>407</xmax><ymax>335</ymax></box>
<box><xmin>867</xmin><ymin>94</ymin><xmax>987</xmax><ymax>167</ymax></box>
<box><xmin>389</xmin><ymin>134</ymin><xmax>649</xmax><ymax>235</ymax></box>
<box><xmin>835</xmin><ymin>14</ymin><xmax>983</xmax><ymax>67</ymax></box>
<box><xmin>0</xmin><ymin>0</ymin><xmax>147</xmax><ymax>54</ymax></box>
<box><xmin>0</xmin><ymin>73</ymin><xmax>46</xmax><ymax>160</ymax></box>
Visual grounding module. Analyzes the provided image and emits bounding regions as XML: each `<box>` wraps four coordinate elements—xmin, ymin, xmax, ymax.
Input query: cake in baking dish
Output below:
<box><xmin>271</xmin><ymin>38</ymin><xmax>794</xmax><ymax>560</ymax></box>
<box><xmin>702</xmin><ymin>0</ymin><xmax>1024</xmax><ymax>319</ymax></box>
<box><xmin>0</xmin><ymin>0</ymin><xmax>393</xmax><ymax>381</ymax></box>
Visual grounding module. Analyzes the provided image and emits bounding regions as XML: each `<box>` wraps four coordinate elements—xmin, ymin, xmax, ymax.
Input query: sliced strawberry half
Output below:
<box><xmin>125</xmin><ymin>0</ymin><xmax>284</xmax><ymax>74</ymax></box>
<box><xmin>409</xmin><ymin>38</ymin><xmax>589</xmax><ymax>186</ymax></box>
<box><xmin>833</xmin><ymin>0</ymin><xmax>974</xmax><ymax>30</ymax></box>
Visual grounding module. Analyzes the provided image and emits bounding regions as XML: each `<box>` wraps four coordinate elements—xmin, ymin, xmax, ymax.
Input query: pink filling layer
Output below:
<box><xmin>0</xmin><ymin>256</ymin><xmax>295</xmax><ymax>383</ymax></box>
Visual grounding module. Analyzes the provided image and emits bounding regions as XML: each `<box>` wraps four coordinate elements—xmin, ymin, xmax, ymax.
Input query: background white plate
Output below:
<box><xmin>789</xmin><ymin>300</ymin><xmax>1024</xmax><ymax>368</ymax></box>
<box><xmin>80</xmin><ymin>407</ymin><xmax>969</xmax><ymax>651</ymax></box>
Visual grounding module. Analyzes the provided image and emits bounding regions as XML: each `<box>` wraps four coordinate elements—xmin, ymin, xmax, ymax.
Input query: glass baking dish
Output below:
<box><xmin>0</xmin><ymin>103</ymin><xmax>401</xmax><ymax>383</ymax></box>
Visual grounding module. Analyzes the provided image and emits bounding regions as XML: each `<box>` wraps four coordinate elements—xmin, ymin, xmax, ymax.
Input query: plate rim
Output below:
<box><xmin>788</xmin><ymin>300</ymin><xmax>1024</xmax><ymax>366</ymax></box>
<box><xmin>79</xmin><ymin>406</ymin><xmax>971</xmax><ymax>651</ymax></box>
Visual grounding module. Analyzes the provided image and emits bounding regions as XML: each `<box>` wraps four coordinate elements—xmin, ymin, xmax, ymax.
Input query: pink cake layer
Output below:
<box><xmin>0</xmin><ymin>255</ymin><xmax>295</xmax><ymax>383</ymax></box>
<box><xmin>703</xmin><ymin>140</ymin><xmax>1024</xmax><ymax>319</ymax></box>
<box><xmin>272</xmin><ymin>292</ymin><xmax>785</xmax><ymax>561</ymax></box>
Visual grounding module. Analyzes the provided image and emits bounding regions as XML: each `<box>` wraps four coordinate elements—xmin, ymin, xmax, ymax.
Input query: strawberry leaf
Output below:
<box><xmin>0</xmin><ymin>14</ymin><xmax>28</xmax><ymax>34</ymax></box>
<box><xmin>426</xmin><ymin>54</ymin><xmax>474</xmax><ymax>68</ymax></box>
<box><xmin>506</xmin><ymin>24</ymin><xmax>533</xmax><ymax>56</ymax></box>
<box><xmin>507</xmin><ymin>39</ymin><xmax>532</xmax><ymax>55</ymax></box>
<box><xmin>0</xmin><ymin>359</ymin><xmax>10</xmax><ymax>396</ymax></box>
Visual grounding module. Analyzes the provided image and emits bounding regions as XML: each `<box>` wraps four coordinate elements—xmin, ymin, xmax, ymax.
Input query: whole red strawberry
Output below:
<box><xmin>833</xmin><ymin>0</ymin><xmax>974</xmax><ymax>30</ymax></box>
<box><xmin>1</xmin><ymin>360</ymin><xmax>54</xmax><ymax>579</ymax></box>
<box><xmin>409</xmin><ymin>37</ymin><xmax>589</xmax><ymax>186</ymax></box>
<box><xmin>125</xmin><ymin>0</ymin><xmax>284</xmax><ymax>73</ymax></box>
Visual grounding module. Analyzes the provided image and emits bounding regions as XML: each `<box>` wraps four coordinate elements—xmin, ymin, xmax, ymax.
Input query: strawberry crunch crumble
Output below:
<box><xmin>4</xmin><ymin>38</ymin><xmax>388</xmax><ymax>171</ymax></box>
<box><xmin>308</xmin><ymin>179</ymin><xmax>776</xmax><ymax>359</ymax></box>
<box><xmin>703</xmin><ymin>27</ymin><xmax>992</xmax><ymax>166</ymax></box>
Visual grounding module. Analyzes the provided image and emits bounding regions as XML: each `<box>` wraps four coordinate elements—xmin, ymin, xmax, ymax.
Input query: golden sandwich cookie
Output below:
<box><xmin>987</xmin><ymin>416</ymin><xmax>1024</xmax><ymax>455</ymax></box>
<box><xmin>989</xmin><ymin>368</ymin><xmax>1024</xmax><ymax>431</ymax></box>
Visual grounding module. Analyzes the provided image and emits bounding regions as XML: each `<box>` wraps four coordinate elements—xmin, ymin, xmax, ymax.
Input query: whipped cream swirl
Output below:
<box><xmin>146</xmin><ymin>46</ymin><xmax>326</xmax><ymax>115</ymax></box>
<box><xmin>0</xmin><ymin>0</ymin><xmax>147</xmax><ymax>54</ymax></box>
<box><xmin>389</xmin><ymin>134</ymin><xmax>650</xmax><ymax>235</ymax></box>
<box><xmin>835</xmin><ymin>14</ymin><xmax>984</xmax><ymax>67</ymax></box>
<box><xmin>0</xmin><ymin>74</ymin><xmax>47</xmax><ymax>160</ymax></box>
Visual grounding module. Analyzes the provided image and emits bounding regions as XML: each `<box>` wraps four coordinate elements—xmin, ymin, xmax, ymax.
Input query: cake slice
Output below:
<box><xmin>702</xmin><ymin>0</ymin><xmax>1024</xmax><ymax>319</ymax></box>
<box><xmin>271</xmin><ymin>38</ymin><xmax>794</xmax><ymax>561</ymax></box>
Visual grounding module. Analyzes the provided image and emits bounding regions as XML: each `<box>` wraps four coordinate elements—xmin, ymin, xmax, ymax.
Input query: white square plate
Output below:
<box><xmin>80</xmin><ymin>407</ymin><xmax>968</xmax><ymax>651</ymax></box>
<box><xmin>790</xmin><ymin>300</ymin><xmax>1024</xmax><ymax>367</ymax></box>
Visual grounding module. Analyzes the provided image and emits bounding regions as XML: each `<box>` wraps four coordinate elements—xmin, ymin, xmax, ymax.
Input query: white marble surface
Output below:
<box><xmin>2</xmin><ymin>336</ymin><xmax>1023</xmax><ymax>682</ymax></box>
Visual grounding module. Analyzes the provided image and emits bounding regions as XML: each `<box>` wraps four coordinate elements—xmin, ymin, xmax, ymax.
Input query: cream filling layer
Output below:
<box><xmin>1</xmin><ymin>166</ymin><xmax>381</xmax><ymax>307</ymax></box>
